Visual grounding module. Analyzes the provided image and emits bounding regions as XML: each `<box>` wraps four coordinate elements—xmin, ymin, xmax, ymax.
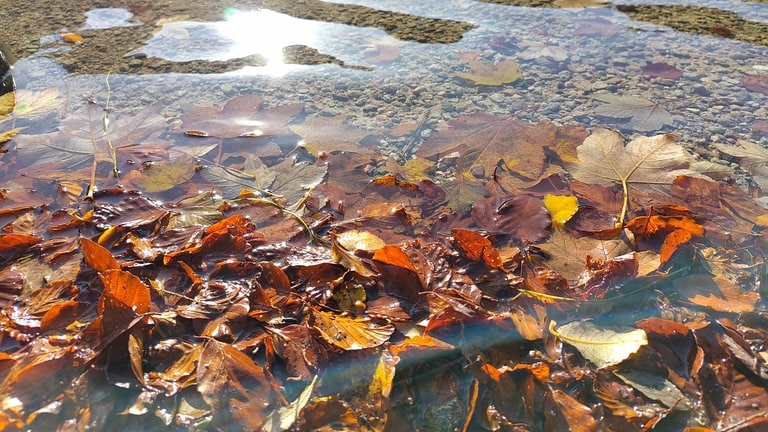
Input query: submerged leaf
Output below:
<box><xmin>312</xmin><ymin>309</ymin><xmax>394</xmax><ymax>350</ymax></box>
<box><xmin>455</xmin><ymin>57</ymin><xmax>523</xmax><ymax>86</ymax></box>
<box><xmin>550</xmin><ymin>320</ymin><xmax>648</xmax><ymax>368</ymax></box>
<box><xmin>593</xmin><ymin>93</ymin><xmax>673</xmax><ymax>131</ymax></box>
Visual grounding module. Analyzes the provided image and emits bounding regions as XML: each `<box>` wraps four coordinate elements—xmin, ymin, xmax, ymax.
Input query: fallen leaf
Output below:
<box><xmin>543</xmin><ymin>194</ymin><xmax>579</xmax><ymax>226</ymax></box>
<box><xmin>289</xmin><ymin>115</ymin><xmax>375</xmax><ymax>156</ymax></box>
<box><xmin>312</xmin><ymin>309</ymin><xmax>394</xmax><ymax>350</ymax></box>
<box><xmin>518</xmin><ymin>41</ymin><xmax>568</xmax><ymax>62</ymax></box>
<box><xmin>450</xmin><ymin>228</ymin><xmax>503</xmax><ymax>269</ymax></box>
<box><xmin>60</xmin><ymin>33</ymin><xmax>84</xmax><ymax>44</ymax></box>
<box><xmin>363</xmin><ymin>44</ymin><xmax>401</xmax><ymax>63</ymax></box>
<box><xmin>471</xmin><ymin>195</ymin><xmax>551</xmax><ymax>242</ymax></box>
<box><xmin>741</xmin><ymin>75</ymin><xmax>768</xmax><ymax>95</ymax></box>
<box><xmin>593</xmin><ymin>93</ymin><xmax>674</xmax><ymax>131</ymax></box>
<box><xmin>641</xmin><ymin>62</ymin><xmax>683</xmax><ymax>79</ymax></box>
<box><xmin>568</xmin><ymin>128</ymin><xmax>700</xmax><ymax>225</ymax></box>
<box><xmin>713</xmin><ymin>139</ymin><xmax>768</xmax><ymax>190</ymax></box>
<box><xmin>131</xmin><ymin>155</ymin><xmax>197</xmax><ymax>193</ymax></box>
<box><xmin>455</xmin><ymin>57</ymin><xmax>523</xmax><ymax>86</ymax></box>
<box><xmin>614</xmin><ymin>370</ymin><xmax>691</xmax><ymax>409</ymax></box>
<box><xmin>550</xmin><ymin>319</ymin><xmax>648</xmax><ymax>368</ymax></box>
<box><xmin>674</xmin><ymin>274</ymin><xmax>759</xmax><ymax>313</ymax></box>
<box><xmin>180</xmin><ymin>94</ymin><xmax>303</xmax><ymax>139</ymax></box>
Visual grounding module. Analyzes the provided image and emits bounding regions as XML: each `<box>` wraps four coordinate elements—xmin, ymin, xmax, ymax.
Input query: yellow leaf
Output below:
<box><xmin>312</xmin><ymin>309</ymin><xmax>394</xmax><ymax>350</ymax></box>
<box><xmin>549</xmin><ymin>319</ymin><xmax>647</xmax><ymax>368</ymax></box>
<box><xmin>0</xmin><ymin>127</ymin><xmax>22</xmax><ymax>144</ymax></box>
<box><xmin>134</xmin><ymin>156</ymin><xmax>197</xmax><ymax>193</ymax></box>
<box><xmin>543</xmin><ymin>194</ymin><xmax>579</xmax><ymax>226</ymax></box>
<box><xmin>335</xmin><ymin>230</ymin><xmax>386</xmax><ymax>252</ymax></box>
<box><xmin>455</xmin><ymin>58</ymin><xmax>522</xmax><ymax>86</ymax></box>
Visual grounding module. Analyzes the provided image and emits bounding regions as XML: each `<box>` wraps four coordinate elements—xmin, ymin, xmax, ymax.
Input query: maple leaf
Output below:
<box><xmin>567</xmin><ymin>128</ymin><xmax>701</xmax><ymax>225</ymax></box>
<box><xmin>593</xmin><ymin>93</ymin><xmax>674</xmax><ymax>131</ymax></box>
<box><xmin>179</xmin><ymin>94</ymin><xmax>304</xmax><ymax>138</ymax></box>
<box><xmin>518</xmin><ymin>41</ymin><xmax>568</xmax><ymax>62</ymax></box>
<box><xmin>202</xmin><ymin>154</ymin><xmax>326</xmax><ymax>204</ymax></box>
<box><xmin>288</xmin><ymin>114</ymin><xmax>376</xmax><ymax>156</ymax></box>
<box><xmin>454</xmin><ymin>57</ymin><xmax>522</xmax><ymax>86</ymax></box>
<box><xmin>713</xmin><ymin>139</ymin><xmax>768</xmax><ymax>190</ymax></box>
<box><xmin>418</xmin><ymin>114</ymin><xmax>575</xmax><ymax>181</ymax></box>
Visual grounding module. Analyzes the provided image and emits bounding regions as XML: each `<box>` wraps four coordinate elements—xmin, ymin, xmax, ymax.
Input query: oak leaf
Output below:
<box><xmin>593</xmin><ymin>93</ymin><xmax>673</xmax><ymax>131</ymax></box>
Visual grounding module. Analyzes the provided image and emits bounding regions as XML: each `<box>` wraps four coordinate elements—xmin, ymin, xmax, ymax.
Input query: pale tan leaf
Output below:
<box><xmin>593</xmin><ymin>93</ymin><xmax>673</xmax><ymax>131</ymax></box>
<box><xmin>312</xmin><ymin>309</ymin><xmax>394</xmax><ymax>350</ymax></box>
<box><xmin>550</xmin><ymin>319</ymin><xmax>648</xmax><ymax>368</ymax></box>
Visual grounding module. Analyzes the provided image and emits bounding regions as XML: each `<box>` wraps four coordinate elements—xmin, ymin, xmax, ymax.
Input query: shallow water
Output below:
<box><xmin>1</xmin><ymin>0</ymin><xmax>768</xmax><ymax>430</ymax></box>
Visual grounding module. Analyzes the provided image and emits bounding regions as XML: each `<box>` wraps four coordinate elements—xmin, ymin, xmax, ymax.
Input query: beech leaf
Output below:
<box><xmin>593</xmin><ymin>93</ymin><xmax>673</xmax><ymax>131</ymax></box>
<box><xmin>550</xmin><ymin>319</ymin><xmax>648</xmax><ymax>368</ymax></box>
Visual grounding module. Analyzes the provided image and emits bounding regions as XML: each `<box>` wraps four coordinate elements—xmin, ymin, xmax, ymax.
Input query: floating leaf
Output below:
<box><xmin>312</xmin><ymin>309</ymin><xmax>394</xmax><ymax>350</ymax></box>
<box><xmin>543</xmin><ymin>194</ymin><xmax>579</xmax><ymax>226</ymax></box>
<box><xmin>593</xmin><ymin>93</ymin><xmax>673</xmax><ymax>131</ymax></box>
<box><xmin>550</xmin><ymin>319</ymin><xmax>648</xmax><ymax>368</ymax></box>
<box><xmin>450</xmin><ymin>228</ymin><xmax>503</xmax><ymax>269</ymax></box>
<box><xmin>455</xmin><ymin>57</ymin><xmax>522</xmax><ymax>86</ymax></box>
<box><xmin>131</xmin><ymin>155</ymin><xmax>197</xmax><ymax>193</ymax></box>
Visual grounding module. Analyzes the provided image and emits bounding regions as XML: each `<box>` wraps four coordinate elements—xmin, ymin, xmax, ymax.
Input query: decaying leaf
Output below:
<box><xmin>289</xmin><ymin>115</ymin><xmax>375</xmax><ymax>156</ymax></box>
<box><xmin>550</xmin><ymin>319</ymin><xmax>648</xmax><ymax>368</ymax></box>
<box><xmin>593</xmin><ymin>93</ymin><xmax>674</xmax><ymax>131</ymax></box>
<box><xmin>455</xmin><ymin>57</ymin><xmax>523</xmax><ymax>86</ymax></box>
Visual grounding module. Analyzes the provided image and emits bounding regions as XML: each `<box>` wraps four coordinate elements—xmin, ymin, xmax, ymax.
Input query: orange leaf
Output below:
<box><xmin>312</xmin><ymin>309</ymin><xmax>394</xmax><ymax>350</ymax></box>
<box><xmin>451</xmin><ymin>228</ymin><xmax>503</xmax><ymax>269</ymax></box>
<box><xmin>98</xmin><ymin>269</ymin><xmax>151</xmax><ymax>332</ymax></box>
<box><xmin>373</xmin><ymin>245</ymin><xmax>418</xmax><ymax>273</ymax></box>
<box><xmin>81</xmin><ymin>237</ymin><xmax>120</xmax><ymax>272</ymax></box>
<box><xmin>674</xmin><ymin>274</ymin><xmax>758</xmax><ymax>313</ymax></box>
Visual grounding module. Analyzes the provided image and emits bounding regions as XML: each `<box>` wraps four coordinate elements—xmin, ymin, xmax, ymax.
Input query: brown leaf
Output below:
<box><xmin>641</xmin><ymin>62</ymin><xmax>683</xmax><ymax>79</ymax></box>
<box><xmin>548</xmin><ymin>389</ymin><xmax>597</xmax><ymax>432</ymax></box>
<box><xmin>674</xmin><ymin>274</ymin><xmax>758</xmax><ymax>313</ymax></box>
<box><xmin>180</xmin><ymin>94</ymin><xmax>303</xmax><ymax>138</ymax></box>
<box><xmin>741</xmin><ymin>75</ymin><xmax>768</xmax><ymax>95</ymax></box>
<box><xmin>418</xmin><ymin>114</ymin><xmax>565</xmax><ymax>181</ymax></box>
<box><xmin>289</xmin><ymin>114</ymin><xmax>375</xmax><ymax>156</ymax></box>
<box><xmin>450</xmin><ymin>228</ymin><xmax>503</xmax><ymax>269</ymax></box>
<box><xmin>312</xmin><ymin>309</ymin><xmax>394</xmax><ymax>350</ymax></box>
<box><xmin>197</xmin><ymin>338</ymin><xmax>276</xmax><ymax>428</ymax></box>
<box><xmin>98</xmin><ymin>269</ymin><xmax>151</xmax><ymax>332</ymax></box>
<box><xmin>471</xmin><ymin>195</ymin><xmax>551</xmax><ymax>242</ymax></box>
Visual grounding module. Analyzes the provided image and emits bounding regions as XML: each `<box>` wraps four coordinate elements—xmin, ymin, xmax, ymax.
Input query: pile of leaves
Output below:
<box><xmin>1</xmin><ymin>89</ymin><xmax>768</xmax><ymax>431</ymax></box>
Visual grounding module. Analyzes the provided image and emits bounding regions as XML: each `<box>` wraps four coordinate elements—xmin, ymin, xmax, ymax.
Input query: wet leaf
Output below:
<box><xmin>80</xmin><ymin>237</ymin><xmax>119</xmax><ymax>272</ymax></box>
<box><xmin>180</xmin><ymin>94</ymin><xmax>303</xmax><ymax>138</ymax></box>
<box><xmin>98</xmin><ymin>269</ymin><xmax>151</xmax><ymax>332</ymax></box>
<box><xmin>548</xmin><ymin>389</ymin><xmax>597</xmax><ymax>431</ymax></box>
<box><xmin>550</xmin><ymin>320</ymin><xmax>648</xmax><ymax>368</ymax></box>
<box><xmin>614</xmin><ymin>370</ymin><xmax>691</xmax><ymax>409</ymax></box>
<box><xmin>450</xmin><ymin>228</ymin><xmax>503</xmax><ymax>269</ymax></box>
<box><xmin>131</xmin><ymin>155</ymin><xmax>197</xmax><ymax>193</ymax></box>
<box><xmin>455</xmin><ymin>57</ymin><xmax>523</xmax><ymax>86</ymax></box>
<box><xmin>197</xmin><ymin>338</ymin><xmax>275</xmax><ymax>427</ymax></box>
<box><xmin>312</xmin><ymin>309</ymin><xmax>394</xmax><ymax>350</ymax></box>
<box><xmin>741</xmin><ymin>75</ymin><xmax>768</xmax><ymax>95</ymax></box>
<box><xmin>712</xmin><ymin>139</ymin><xmax>768</xmax><ymax>190</ymax></box>
<box><xmin>518</xmin><ymin>41</ymin><xmax>568</xmax><ymax>62</ymax></box>
<box><xmin>418</xmin><ymin>113</ymin><xmax>554</xmax><ymax>181</ymax></box>
<box><xmin>262</xmin><ymin>376</ymin><xmax>318</xmax><ymax>432</ymax></box>
<box><xmin>543</xmin><ymin>194</ymin><xmax>579</xmax><ymax>227</ymax></box>
<box><xmin>289</xmin><ymin>115</ymin><xmax>375</xmax><ymax>156</ymax></box>
<box><xmin>593</xmin><ymin>93</ymin><xmax>673</xmax><ymax>131</ymax></box>
<box><xmin>568</xmin><ymin>128</ymin><xmax>700</xmax><ymax>225</ymax></box>
<box><xmin>674</xmin><ymin>274</ymin><xmax>758</xmax><ymax>313</ymax></box>
<box><xmin>641</xmin><ymin>62</ymin><xmax>683</xmax><ymax>79</ymax></box>
<box><xmin>471</xmin><ymin>195</ymin><xmax>551</xmax><ymax>242</ymax></box>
